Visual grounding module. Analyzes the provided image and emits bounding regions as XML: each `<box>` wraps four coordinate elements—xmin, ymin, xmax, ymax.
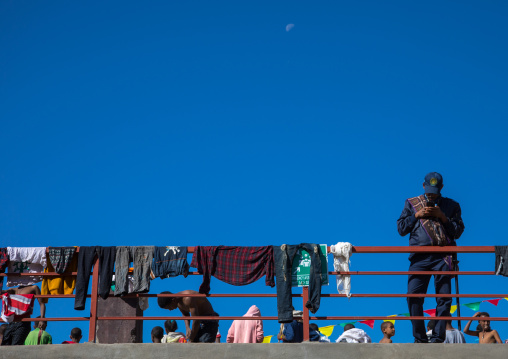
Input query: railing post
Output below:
<box><xmin>88</xmin><ymin>257</ymin><xmax>100</xmax><ymax>343</ymax></box>
<box><xmin>302</xmin><ymin>286</ymin><xmax>309</xmax><ymax>341</ymax></box>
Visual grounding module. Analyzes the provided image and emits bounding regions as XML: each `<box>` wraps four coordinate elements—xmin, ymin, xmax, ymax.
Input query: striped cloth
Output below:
<box><xmin>1</xmin><ymin>293</ymin><xmax>35</xmax><ymax>323</ymax></box>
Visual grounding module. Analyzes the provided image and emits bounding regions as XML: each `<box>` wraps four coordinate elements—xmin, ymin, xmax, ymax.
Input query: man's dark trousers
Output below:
<box><xmin>407</xmin><ymin>254</ymin><xmax>452</xmax><ymax>343</ymax></box>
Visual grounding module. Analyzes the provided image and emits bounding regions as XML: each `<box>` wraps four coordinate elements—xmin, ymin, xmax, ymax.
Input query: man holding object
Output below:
<box><xmin>397</xmin><ymin>172</ymin><xmax>464</xmax><ymax>343</ymax></box>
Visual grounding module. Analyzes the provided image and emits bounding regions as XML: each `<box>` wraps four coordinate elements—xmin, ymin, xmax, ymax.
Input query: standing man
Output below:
<box><xmin>397</xmin><ymin>172</ymin><xmax>464</xmax><ymax>343</ymax></box>
<box><xmin>157</xmin><ymin>290</ymin><xmax>219</xmax><ymax>343</ymax></box>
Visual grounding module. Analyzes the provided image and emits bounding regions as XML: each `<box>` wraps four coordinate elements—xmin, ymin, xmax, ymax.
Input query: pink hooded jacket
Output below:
<box><xmin>226</xmin><ymin>305</ymin><xmax>264</xmax><ymax>343</ymax></box>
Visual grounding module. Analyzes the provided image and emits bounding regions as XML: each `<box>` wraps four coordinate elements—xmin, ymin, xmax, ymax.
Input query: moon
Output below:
<box><xmin>285</xmin><ymin>24</ymin><xmax>294</xmax><ymax>32</ymax></box>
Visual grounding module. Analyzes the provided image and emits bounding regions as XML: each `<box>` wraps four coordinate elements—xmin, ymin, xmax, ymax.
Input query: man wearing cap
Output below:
<box><xmin>397</xmin><ymin>172</ymin><xmax>464</xmax><ymax>343</ymax></box>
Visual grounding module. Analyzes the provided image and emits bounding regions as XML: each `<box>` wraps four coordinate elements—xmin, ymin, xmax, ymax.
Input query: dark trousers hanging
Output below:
<box><xmin>74</xmin><ymin>246</ymin><xmax>116</xmax><ymax>310</ymax></box>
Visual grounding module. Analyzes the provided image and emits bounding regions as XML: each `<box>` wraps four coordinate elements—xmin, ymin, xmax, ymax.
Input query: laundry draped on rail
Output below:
<box><xmin>190</xmin><ymin>246</ymin><xmax>275</xmax><ymax>294</ymax></box>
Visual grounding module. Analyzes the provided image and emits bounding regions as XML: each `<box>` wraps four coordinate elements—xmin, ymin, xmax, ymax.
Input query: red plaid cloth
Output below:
<box><xmin>190</xmin><ymin>246</ymin><xmax>275</xmax><ymax>294</ymax></box>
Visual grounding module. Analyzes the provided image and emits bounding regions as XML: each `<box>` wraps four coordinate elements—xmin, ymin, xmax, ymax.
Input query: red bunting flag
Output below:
<box><xmin>359</xmin><ymin>320</ymin><xmax>375</xmax><ymax>329</ymax></box>
<box><xmin>485</xmin><ymin>299</ymin><xmax>502</xmax><ymax>306</ymax></box>
<box><xmin>423</xmin><ymin>309</ymin><xmax>436</xmax><ymax>317</ymax></box>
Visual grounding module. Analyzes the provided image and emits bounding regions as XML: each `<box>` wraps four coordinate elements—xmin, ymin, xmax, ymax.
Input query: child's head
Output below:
<box><xmin>343</xmin><ymin>323</ymin><xmax>355</xmax><ymax>332</ymax></box>
<box><xmin>33</xmin><ymin>316</ymin><xmax>47</xmax><ymax>331</ymax></box>
<box><xmin>427</xmin><ymin>320</ymin><xmax>436</xmax><ymax>332</ymax></box>
<box><xmin>309</xmin><ymin>323</ymin><xmax>320</xmax><ymax>333</ymax></box>
<box><xmin>151</xmin><ymin>326</ymin><xmax>164</xmax><ymax>343</ymax></box>
<box><xmin>164</xmin><ymin>319</ymin><xmax>178</xmax><ymax>333</ymax></box>
<box><xmin>70</xmin><ymin>327</ymin><xmax>82</xmax><ymax>343</ymax></box>
<box><xmin>477</xmin><ymin>312</ymin><xmax>491</xmax><ymax>332</ymax></box>
<box><xmin>381</xmin><ymin>322</ymin><xmax>395</xmax><ymax>338</ymax></box>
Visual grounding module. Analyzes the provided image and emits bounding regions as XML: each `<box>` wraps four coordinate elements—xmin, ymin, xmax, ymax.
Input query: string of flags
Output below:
<box><xmin>262</xmin><ymin>297</ymin><xmax>508</xmax><ymax>343</ymax></box>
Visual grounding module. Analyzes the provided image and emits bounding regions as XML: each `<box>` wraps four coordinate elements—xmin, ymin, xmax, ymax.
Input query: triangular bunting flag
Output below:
<box><xmin>359</xmin><ymin>320</ymin><xmax>375</xmax><ymax>329</ymax></box>
<box><xmin>384</xmin><ymin>315</ymin><xmax>397</xmax><ymax>324</ymax></box>
<box><xmin>318</xmin><ymin>325</ymin><xmax>335</xmax><ymax>337</ymax></box>
<box><xmin>464</xmin><ymin>302</ymin><xmax>481</xmax><ymax>312</ymax></box>
<box><xmin>262</xmin><ymin>335</ymin><xmax>273</xmax><ymax>343</ymax></box>
<box><xmin>450</xmin><ymin>305</ymin><xmax>457</xmax><ymax>314</ymax></box>
<box><xmin>423</xmin><ymin>309</ymin><xmax>436</xmax><ymax>317</ymax></box>
<box><xmin>485</xmin><ymin>299</ymin><xmax>501</xmax><ymax>307</ymax></box>
<box><xmin>398</xmin><ymin>313</ymin><xmax>410</xmax><ymax>317</ymax></box>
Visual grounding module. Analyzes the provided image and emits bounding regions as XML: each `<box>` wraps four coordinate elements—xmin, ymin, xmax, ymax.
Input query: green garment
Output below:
<box><xmin>24</xmin><ymin>328</ymin><xmax>52</xmax><ymax>345</ymax></box>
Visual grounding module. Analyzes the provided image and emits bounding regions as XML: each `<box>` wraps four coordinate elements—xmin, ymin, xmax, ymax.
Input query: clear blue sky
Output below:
<box><xmin>1</xmin><ymin>0</ymin><xmax>507</xmax><ymax>343</ymax></box>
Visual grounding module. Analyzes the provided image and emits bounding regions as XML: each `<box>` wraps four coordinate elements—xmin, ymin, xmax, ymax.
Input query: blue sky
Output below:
<box><xmin>1</xmin><ymin>0</ymin><xmax>507</xmax><ymax>343</ymax></box>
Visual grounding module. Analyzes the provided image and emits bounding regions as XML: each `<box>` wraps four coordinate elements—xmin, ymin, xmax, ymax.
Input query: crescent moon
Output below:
<box><xmin>285</xmin><ymin>24</ymin><xmax>294</xmax><ymax>32</ymax></box>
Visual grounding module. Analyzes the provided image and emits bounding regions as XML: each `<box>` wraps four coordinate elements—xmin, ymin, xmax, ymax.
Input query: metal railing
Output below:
<box><xmin>1</xmin><ymin>246</ymin><xmax>504</xmax><ymax>342</ymax></box>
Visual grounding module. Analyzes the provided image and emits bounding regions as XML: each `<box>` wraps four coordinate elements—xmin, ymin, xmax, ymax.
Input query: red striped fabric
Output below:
<box><xmin>1</xmin><ymin>293</ymin><xmax>34</xmax><ymax>323</ymax></box>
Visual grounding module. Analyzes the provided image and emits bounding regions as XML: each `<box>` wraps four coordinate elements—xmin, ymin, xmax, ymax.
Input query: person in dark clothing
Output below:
<box><xmin>397</xmin><ymin>172</ymin><xmax>465</xmax><ymax>343</ymax></box>
<box><xmin>277</xmin><ymin>310</ymin><xmax>304</xmax><ymax>343</ymax></box>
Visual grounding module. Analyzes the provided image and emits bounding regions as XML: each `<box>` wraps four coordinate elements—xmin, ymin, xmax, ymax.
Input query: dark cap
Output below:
<box><xmin>424</xmin><ymin>172</ymin><xmax>443</xmax><ymax>194</ymax></box>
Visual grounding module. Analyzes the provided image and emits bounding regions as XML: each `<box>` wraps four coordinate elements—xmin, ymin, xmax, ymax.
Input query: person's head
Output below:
<box><xmin>309</xmin><ymin>323</ymin><xmax>320</xmax><ymax>333</ymax></box>
<box><xmin>381</xmin><ymin>322</ymin><xmax>395</xmax><ymax>338</ymax></box>
<box><xmin>423</xmin><ymin>172</ymin><xmax>443</xmax><ymax>201</ymax></box>
<box><xmin>293</xmin><ymin>310</ymin><xmax>303</xmax><ymax>323</ymax></box>
<box><xmin>33</xmin><ymin>316</ymin><xmax>47</xmax><ymax>331</ymax></box>
<box><xmin>164</xmin><ymin>319</ymin><xmax>178</xmax><ymax>334</ymax></box>
<box><xmin>427</xmin><ymin>320</ymin><xmax>436</xmax><ymax>332</ymax></box>
<box><xmin>158</xmin><ymin>291</ymin><xmax>178</xmax><ymax>311</ymax></box>
<box><xmin>70</xmin><ymin>327</ymin><xmax>82</xmax><ymax>343</ymax></box>
<box><xmin>343</xmin><ymin>323</ymin><xmax>355</xmax><ymax>332</ymax></box>
<box><xmin>477</xmin><ymin>312</ymin><xmax>491</xmax><ymax>332</ymax></box>
<box><xmin>151</xmin><ymin>326</ymin><xmax>164</xmax><ymax>343</ymax></box>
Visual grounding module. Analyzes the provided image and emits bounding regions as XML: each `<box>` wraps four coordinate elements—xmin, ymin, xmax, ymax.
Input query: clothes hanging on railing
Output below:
<box><xmin>190</xmin><ymin>246</ymin><xmax>275</xmax><ymax>294</ymax></box>
<box><xmin>273</xmin><ymin>243</ymin><xmax>323</xmax><ymax>323</ymax></box>
<box><xmin>41</xmin><ymin>247</ymin><xmax>78</xmax><ymax>303</ymax></box>
<box><xmin>6</xmin><ymin>247</ymin><xmax>47</xmax><ymax>287</ymax></box>
<box><xmin>151</xmin><ymin>246</ymin><xmax>189</xmax><ymax>279</ymax></box>
<box><xmin>114</xmin><ymin>246</ymin><xmax>154</xmax><ymax>296</ymax></box>
<box><xmin>330</xmin><ymin>242</ymin><xmax>353</xmax><ymax>298</ymax></box>
<box><xmin>495</xmin><ymin>245</ymin><xmax>508</xmax><ymax>276</ymax></box>
<box><xmin>74</xmin><ymin>246</ymin><xmax>116</xmax><ymax>310</ymax></box>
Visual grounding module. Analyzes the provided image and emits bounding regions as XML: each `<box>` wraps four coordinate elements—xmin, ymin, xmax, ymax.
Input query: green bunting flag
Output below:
<box><xmin>463</xmin><ymin>302</ymin><xmax>481</xmax><ymax>312</ymax></box>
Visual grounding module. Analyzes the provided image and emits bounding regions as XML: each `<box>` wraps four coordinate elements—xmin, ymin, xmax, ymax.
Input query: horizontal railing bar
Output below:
<box><xmin>22</xmin><ymin>315</ymin><xmax>508</xmax><ymax>322</ymax></box>
<box><xmin>21</xmin><ymin>317</ymin><xmax>91</xmax><ymax>322</ymax></box>
<box><xmin>28</xmin><ymin>246</ymin><xmax>493</xmax><ymax>255</ymax></box>
<box><xmin>31</xmin><ymin>293</ymin><xmax>508</xmax><ymax>299</ymax></box>
<box><xmin>1</xmin><ymin>270</ymin><xmax>496</xmax><ymax>277</ymax></box>
<box><xmin>350</xmin><ymin>246</ymin><xmax>494</xmax><ymax>253</ymax></box>
<box><xmin>309</xmin><ymin>316</ymin><xmax>508</xmax><ymax>321</ymax></box>
<box><xmin>329</xmin><ymin>271</ymin><xmax>494</xmax><ymax>275</ymax></box>
<box><xmin>321</xmin><ymin>294</ymin><xmax>508</xmax><ymax>298</ymax></box>
<box><xmin>94</xmin><ymin>316</ymin><xmax>508</xmax><ymax>321</ymax></box>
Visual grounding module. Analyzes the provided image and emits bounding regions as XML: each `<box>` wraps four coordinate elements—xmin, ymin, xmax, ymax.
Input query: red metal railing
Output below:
<box><xmin>1</xmin><ymin>245</ymin><xmax>504</xmax><ymax>342</ymax></box>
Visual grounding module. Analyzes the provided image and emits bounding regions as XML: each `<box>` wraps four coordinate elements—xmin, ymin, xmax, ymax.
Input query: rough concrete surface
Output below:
<box><xmin>1</xmin><ymin>343</ymin><xmax>506</xmax><ymax>359</ymax></box>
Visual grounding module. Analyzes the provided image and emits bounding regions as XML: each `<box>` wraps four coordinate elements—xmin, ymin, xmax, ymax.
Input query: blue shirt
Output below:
<box><xmin>397</xmin><ymin>195</ymin><xmax>464</xmax><ymax>249</ymax></box>
<box><xmin>283</xmin><ymin>320</ymin><xmax>303</xmax><ymax>343</ymax></box>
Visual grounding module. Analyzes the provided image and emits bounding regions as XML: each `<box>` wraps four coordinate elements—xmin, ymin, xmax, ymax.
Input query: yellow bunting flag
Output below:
<box><xmin>262</xmin><ymin>335</ymin><xmax>273</xmax><ymax>343</ymax></box>
<box><xmin>318</xmin><ymin>325</ymin><xmax>335</xmax><ymax>337</ymax></box>
<box><xmin>505</xmin><ymin>298</ymin><xmax>508</xmax><ymax>302</ymax></box>
<box><xmin>384</xmin><ymin>315</ymin><xmax>397</xmax><ymax>324</ymax></box>
<box><xmin>450</xmin><ymin>305</ymin><xmax>457</xmax><ymax>314</ymax></box>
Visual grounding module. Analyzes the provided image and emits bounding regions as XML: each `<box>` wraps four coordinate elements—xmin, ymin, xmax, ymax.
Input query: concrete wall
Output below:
<box><xmin>1</xmin><ymin>343</ymin><xmax>506</xmax><ymax>359</ymax></box>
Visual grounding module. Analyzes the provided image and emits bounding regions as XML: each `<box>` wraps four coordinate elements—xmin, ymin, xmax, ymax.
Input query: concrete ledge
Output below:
<box><xmin>1</xmin><ymin>342</ymin><xmax>506</xmax><ymax>359</ymax></box>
